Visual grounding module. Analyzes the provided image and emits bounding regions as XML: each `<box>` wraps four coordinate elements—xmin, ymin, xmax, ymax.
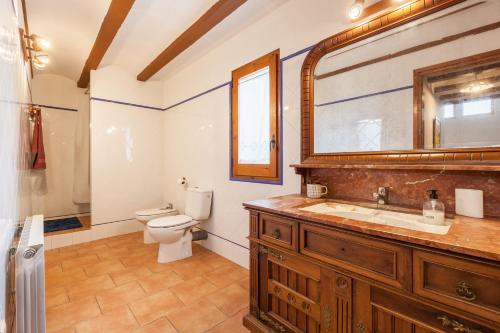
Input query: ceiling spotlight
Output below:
<box><xmin>349</xmin><ymin>0</ymin><xmax>365</xmax><ymax>20</ymax></box>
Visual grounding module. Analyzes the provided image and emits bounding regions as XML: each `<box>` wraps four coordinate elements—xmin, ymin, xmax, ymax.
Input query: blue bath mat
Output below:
<box><xmin>44</xmin><ymin>217</ymin><xmax>83</xmax><ymax>233</ymax></box>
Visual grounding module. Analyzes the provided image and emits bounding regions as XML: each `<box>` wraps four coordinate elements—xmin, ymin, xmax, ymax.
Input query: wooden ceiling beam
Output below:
<box><xmin>137</xmin><ymin>0</ymin><xmax>247</xmax><ymax>82</ymax></box>
<box><xmin>77</xmin><ymin>0</ymin><xmax>136</xmax><ymax>88</ymax></box>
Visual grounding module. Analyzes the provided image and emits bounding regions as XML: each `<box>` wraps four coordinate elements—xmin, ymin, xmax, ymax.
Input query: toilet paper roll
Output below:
<box><xmin>455</xmin><ymin>188</ymin><xmax>483</xmax><ymax>218</ymax></box>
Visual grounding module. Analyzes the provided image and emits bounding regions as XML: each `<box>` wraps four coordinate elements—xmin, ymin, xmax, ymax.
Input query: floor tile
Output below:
<box><xmin>239</xmin><ymin>276</ymin><xmax>250</xmax><ymax>291</ymax></box>
<box><xmin>46</xmin><ymin>297</ymin><xmax>101</xmax><ymax>332</ymax></box>
<box><xmin>46</xmin><ymin>290</ymin><xmax>69</xmax><ymax>308</ymax></box>
<box><xmin>167</xmin><ymin>298</ymin><xmax>226</xmax><ymax>333</ymax></box>
<box><xmin>206</xmin><ymin>283</ymin><xmax>249</xmax><ymax>316</ymax></box>
<box><xmin>137</xmin><ymin>270</ymin><xmax>184</xmax><ymax>294</ymax></box>
<box><xmin>120</xmin><ymin>251</ymin><xmax>157</xmax><ymax>268</ymax></box>
<box><xmin>202</xmin><ymin>252</ymin><xmax>236</xmax><ymax>270</ymax></box>
<box><xmin>67</xmin><ymin>275</ymin><xmax>116</xmax><ymax>301</ymax></box>
<box><xmin>206</xmin><ymin>307</ymin><xmax>249</xmax><ymax>333</ymax></box>
<box><xmin>44</xmin><ymin>231</ymin><xmax>250</xmax><ymax>332</ymax></box>
<box><xmin>83</xmin><ymin>259</ymin><xmax>125</xmax><ymax>277</ymax></box>
<box><xmin>76</xmin><ymin>243</ymin><xmax>109</xmax><ymax>256</ymax></box>
<box><xmin>96</xmin><ymin>246</ymin><xmax>132</xmax><ymax>260</ymax></box>
<box><xmin>45</xmin><ymin>249</ymin><xmax>79</xmax><ymax>265</ymax></box>
<box><xmin>51</xmin><ymin>328</ymin><xmax>76</xmax><ymax>333</ymax></box>
<box><xmin>170</xmin><ymin>258</ymin><xmax>215</xmax><ymax>280</ymax></box>
<box><xmin>169</xmin><ymin>276</ymin><xmax>218</xmax><ymax>305</ymax></box>
<box><xmin>62</xmin><ymin>254</ymin><xmax>100</xmax><ymax>271</ymax></box>
<box><xmin>129</xmin><ymin>289</ymin><xmax>185</xmax><ymax>325</ymax></box>
<box><xmin>73</xmin><ymin>306</ymin><xmax>139</xmax><ymax>333</ymax></box>
<box><xmin>110</xmin><ymin>266</ymin><xmax>152</xmax><ymax>285</ymax></box>
<box><xmin>45</xmin><ymin>267</ymin><xmax>88</xmax><ymax>289</ymax></box>
<box><xmin>132</xmin><ymin>317</ymin><xmax>177</xmax><ymax>333</ymax></box>
<box><xmin>204</xmin><ymin>264</ymin><xmax>249</xmax><ymax>288</ymax></box>
<box><xmin>96</xmin><ymin>281</ymin><xmax>146</xmax><ymax>312</ymax></box>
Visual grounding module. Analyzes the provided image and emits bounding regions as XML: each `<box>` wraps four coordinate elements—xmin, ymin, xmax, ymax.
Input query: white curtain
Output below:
<box><xmin>72</xmin><ymin>94</ymin><xmax>90</xmax><ymax>204</ymax></box>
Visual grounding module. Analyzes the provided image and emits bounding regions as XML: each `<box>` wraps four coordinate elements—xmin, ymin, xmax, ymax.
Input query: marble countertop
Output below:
<box><xmin>243</xmin><ymin>194</ymin><xmax>500</xmax><ymax>262</ymax></box>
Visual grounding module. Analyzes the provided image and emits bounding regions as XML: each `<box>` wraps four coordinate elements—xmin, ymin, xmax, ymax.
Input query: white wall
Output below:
<box><xmin>159</xmin><ymin>0</ymin><xmax>500</xmax><ymax>267</ymax></box>
<box><xmin>160</xmin><ymin>0</ymin><xmax>359</xmax><ymax>267</ymax></box>
<box><xmin>31</xmin><ymin>74</ymin><xmax>90</xmax><ymax>218</ymax></box>
<box><xmin>90</xmin><ymin>66</ymin><xmax>164</xmax><ymax>237</ymax></box>
<box><xmin>0</xmin><ymin>0</ymin><xmax>32</xmax><ymax>326</ymax></box>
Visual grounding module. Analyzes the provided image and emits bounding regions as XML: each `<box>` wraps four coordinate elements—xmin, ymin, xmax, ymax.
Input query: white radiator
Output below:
<box><xmin>15</xmin><ymin>215</ymin><xmax>45</xmax><ymax>333</ymax></box>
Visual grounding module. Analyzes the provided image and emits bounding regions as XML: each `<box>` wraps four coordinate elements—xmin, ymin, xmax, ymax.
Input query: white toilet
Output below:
<box><xmin>135</xmin><ymin>206</ymin><xmax>178</xmax><ymax>244</ymax></box>
<box><xmin>147</xmin><ymin>187</ymin><xmax>213</xmax><ymax>263</ymax></box>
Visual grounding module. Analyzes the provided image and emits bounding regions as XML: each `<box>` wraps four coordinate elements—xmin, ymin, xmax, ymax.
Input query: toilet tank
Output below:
<box><xmin>185</xmin><ymin>187</ymin><xmax>213</xmax><ymax>220</ymax></box>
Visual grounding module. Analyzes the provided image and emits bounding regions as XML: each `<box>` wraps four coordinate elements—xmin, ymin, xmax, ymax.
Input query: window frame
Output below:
<box><xmin>231</xmin><ymin>49</ymin><xmax>280</xmax><ymax>182</ymax></box>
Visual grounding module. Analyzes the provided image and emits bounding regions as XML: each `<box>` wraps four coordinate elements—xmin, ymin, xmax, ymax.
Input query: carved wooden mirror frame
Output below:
<box><xmin>300</xmin><ymin>0</ymin><xmax>500</xmax><ymax>169</ymax></box>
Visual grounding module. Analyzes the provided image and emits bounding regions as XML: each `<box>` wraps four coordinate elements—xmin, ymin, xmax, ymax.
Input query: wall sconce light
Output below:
<box><xmin>26</xmin><ymin>34</ymin><xmax>51</xmax><ymax>52</ymax></box>
<box><xmin>19</xmin><ymin>28</ymin><xmax>50</xmax><ymax>70</ymax></box>
<box><xmin>348</xmin><ymin>0</ymin><xmax>365</xmax><ymax>20</ymax></box>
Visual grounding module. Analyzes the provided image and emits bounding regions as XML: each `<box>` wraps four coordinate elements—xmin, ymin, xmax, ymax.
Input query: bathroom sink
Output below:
<box><xmin>299</xmin><ymin>202</ymin><xmax>452</xmax><ymax>235</ymax></box>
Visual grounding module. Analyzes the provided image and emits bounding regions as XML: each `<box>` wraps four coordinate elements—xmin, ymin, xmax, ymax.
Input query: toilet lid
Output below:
<box><xmin>136</xmin><ymin>208</ymin><xmax>176</xmax><ymax>217</ymax></box>
<box><xmin>148</xmin><ymin>215</ymin><xmax>193</xmax><ymax>228</ymax></box>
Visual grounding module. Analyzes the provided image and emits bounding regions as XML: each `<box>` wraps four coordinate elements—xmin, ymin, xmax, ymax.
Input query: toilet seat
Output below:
<box><xmin>148</xmin><ymin>214</ymin><xmax>193</xmax><ymax>228</ymax></box>
<box><xmin>136</xmin><ymin>208</ymin><xmax>176</xmax><ymax>218</ymax></box>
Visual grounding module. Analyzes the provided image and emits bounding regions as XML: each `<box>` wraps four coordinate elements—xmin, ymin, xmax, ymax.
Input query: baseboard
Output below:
<box><xmin>45</xmin><ymin>219</ymin><xmax>143</xmax><ymax>250</ymax></box>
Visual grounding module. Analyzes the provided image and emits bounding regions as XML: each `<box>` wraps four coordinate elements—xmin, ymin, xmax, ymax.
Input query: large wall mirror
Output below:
<box><xmin>302</xmin><ymin>0</ymin><xmax>500</xmax><ymax>165</ymax></box>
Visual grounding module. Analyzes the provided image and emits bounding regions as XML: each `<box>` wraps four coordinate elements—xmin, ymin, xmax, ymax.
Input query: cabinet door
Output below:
<box><xmin>320</xmin><ymin>268</ymin><xmax>353</xmax><ymax>333</ymax></box>
<box><xmin>257</xmin><ymin>244</ymin><xmax>322</xmax><ymax>332</ymax></box>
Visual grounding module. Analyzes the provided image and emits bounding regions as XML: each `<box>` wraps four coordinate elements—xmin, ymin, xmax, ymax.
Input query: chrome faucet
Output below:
<box><xmin>373</xmin><ymin>187</ymin><xmax>388</xmax><ymax>206</ymax></box>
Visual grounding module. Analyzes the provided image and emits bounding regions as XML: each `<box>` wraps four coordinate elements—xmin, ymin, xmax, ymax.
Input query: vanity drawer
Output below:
<box><xmin>372</xmin><ymin>287</ymin><xmax>496</xmax><ymax>333</ymax></box>
<box><xmin>299</xmin><ymin>223</ymin><xmax>412</xmax><ymax>290</ymax></box>
<box><xmin>259</xmin><ymin>214</ymin><xmax>298</xmax><ymax>250</ymax></box>
<box><xmin>413</xmin><ymin>250</ymin><xmax>500</xmax><ymax>323</ymax></box>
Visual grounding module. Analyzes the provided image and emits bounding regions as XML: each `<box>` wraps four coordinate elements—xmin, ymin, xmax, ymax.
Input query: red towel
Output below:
<box><xmin>31</xmin><ymin>108</ymin><xmax>46</xmax><ymax>169</ymax></box>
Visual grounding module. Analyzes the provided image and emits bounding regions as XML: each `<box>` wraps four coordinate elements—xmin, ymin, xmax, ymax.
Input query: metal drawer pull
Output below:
<box><xmin>274</xmin><ymin>285</ymin><xmax>281</xmax><ymax>296</ymax></box>
<box><xmin>258</xmin><ymin>246</ymin><xmax>285</xmax><ymax>260</ymax></box>
<box><xmin>287</xmin><ymin>293</ymin><xmax>296</xmax><ymax>304</ymax></box>
<box><xmin>456</xmin><ymin>281</ymin><xmax>477</xmax><ymax>301</ymax></box>
<box><xmin>437</xmin><ymin>315</ymin><xmax>482</xmax><ymax>333</ymax></box>
<box><xmin>271</xmin><ymin>229</ymin><xmax>281</xmax><ymax>239</ymax></box>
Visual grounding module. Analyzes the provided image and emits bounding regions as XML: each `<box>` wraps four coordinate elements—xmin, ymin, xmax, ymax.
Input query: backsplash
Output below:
<box><xmin>308</xmin><ymin>168</ymin><xmax>500</xmax><ymax>217</ymax></box>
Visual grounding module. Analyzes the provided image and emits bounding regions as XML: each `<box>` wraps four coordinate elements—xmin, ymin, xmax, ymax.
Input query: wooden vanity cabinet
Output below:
<box><xmin>244</xmin><ymin>210</ymin><xmax>500</xmax><ymax>333</ymax></box>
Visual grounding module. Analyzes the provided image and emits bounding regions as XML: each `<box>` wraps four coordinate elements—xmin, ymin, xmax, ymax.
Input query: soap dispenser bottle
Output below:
<box><xmin>422</xmin><ymin>189</ymin><xmax>445</xmax><ymax>225</ymax></box>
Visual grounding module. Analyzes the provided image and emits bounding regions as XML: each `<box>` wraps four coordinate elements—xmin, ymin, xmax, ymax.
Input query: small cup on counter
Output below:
<box><xmin>307</xmin><ymin>184</ymin><xmax>328</xmax><ymax>198</ymax></box>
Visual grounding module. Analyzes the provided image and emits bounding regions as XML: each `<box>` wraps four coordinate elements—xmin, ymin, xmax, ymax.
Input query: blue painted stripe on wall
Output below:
<box><xmin>35</xmin><ymin>104</ymin><xmax>78</xmax><ymax>112</ymax></box>
<box><xmin>281</xmin><ymin>45</ymin><xmax>314</xmax><ymax>62</ymax></box>
<box><xmin>163</xmin><ymin>81</ymin><xmax>231</xmax><ymax>111</ymax></box>
<box><xmin>315</xmin><ymin>85</ymin><xmax>414</xmax><ymax>107</ymax></box>
<box><xmin>90</xmin><ymin>97</ymin><xmax>164</xmax><ymax>111</ymax></box>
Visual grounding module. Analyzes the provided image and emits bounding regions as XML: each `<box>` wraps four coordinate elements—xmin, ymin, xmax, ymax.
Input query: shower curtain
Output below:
<box><xmin>72</xmin><ymin>94</ymin><xmax>90</xmax><ymax>204</ymax></box>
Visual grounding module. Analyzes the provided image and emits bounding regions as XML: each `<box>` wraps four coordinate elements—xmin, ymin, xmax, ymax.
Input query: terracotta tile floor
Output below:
<box><xmin>45</xmin><ymin>231</ymin><xmax>250</xmax><ymax>333</ymax></box>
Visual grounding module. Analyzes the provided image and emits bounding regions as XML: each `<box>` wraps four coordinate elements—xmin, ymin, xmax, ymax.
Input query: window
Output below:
<box><xmin>442</xmin><ymin>104</ymin><xmax>455</xmax><ymax>119</ymax></box>
<box><xmin>231</xmin><ymin>50</ymin><xmax>280</xmax><ymax>181</ymax></box>
<box><xmin>462</xmin><ymin>99</ymin><xmax>493</xmax><ymax>116</ymax></box>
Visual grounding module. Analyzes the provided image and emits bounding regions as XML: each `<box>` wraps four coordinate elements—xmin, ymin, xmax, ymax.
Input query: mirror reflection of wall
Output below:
<box><xmin>422</xmin><ymin>61</ymin><xmax>500</xmax><ymax>149</ymax></box>
<box><xmin>312</xmin><ymin>0</ymin><xmax>500</xmax><ymax>154</ymax></box>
